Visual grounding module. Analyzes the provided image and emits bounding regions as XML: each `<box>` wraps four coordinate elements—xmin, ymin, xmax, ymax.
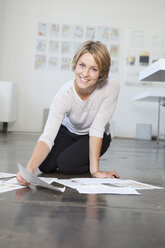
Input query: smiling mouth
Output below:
<box><xmin>80</xmin><ymin>77</ymin><xmax>89</xmax><ymax>82</ymax></box>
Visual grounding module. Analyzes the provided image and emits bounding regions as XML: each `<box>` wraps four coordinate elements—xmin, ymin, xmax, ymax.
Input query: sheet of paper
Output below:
<box><xmin>54</xmin><ymin>178</ymin><xmax>140</xmax><ymax>195</ymax></box>
<box><xmin>6</xmin><ymin>177</ymin><xmax>56</xmax><ymax>185</ymax></box>
<box><xmin>54</xmin><ymin>178</ymin><xmax>122</xmax><ymax>189</ymax></box>
<box><xmin>0</xmin><ymin>181</ymin><xmax>25</xmax><ymax>194</ymax></box>
<box><xmin>70</xmin><ymin>178</ymin><xmax>122</xmax><ymax>184</ymax></box>
<box><xmin>0</xmin><ymin>172</ymin><xmax>16</xmax><ymax>179</ymax></box>
<box><xmin>58</xmin><ymin>178</ymin><xmax>163</xmax><ymax>190</ymax></box>
<box><xmin>5</xmin><ymin>177</ymin><xmax>18</xmax><ymax>184</ymax></box>
<box><xmin>54</xmin><ymin>177</ymin><xmax>163</xmax><ymax>195</ymax></box>
<box><xmin>76</xmin><ymin>184</ymin><xmax>140</xmax><ymax>195</ymax></box>
<box><xmin>38</xmin><ymin>177</ymin><xmax>56</xmax><ymax>184</ymax></box>
<box><xmin>54</xmin><ymin>179</ymin><xmax>83</xmax><ymax>189</ymax></box>
<box><xmin>18</xmin><ymin>163</ymin><xmax>65</xmax><ymax>192</ymax></box>
<box><xmin>110</xmin><ymin>179</ymin><xmax>163</xmax><ymax>190</ymax></box>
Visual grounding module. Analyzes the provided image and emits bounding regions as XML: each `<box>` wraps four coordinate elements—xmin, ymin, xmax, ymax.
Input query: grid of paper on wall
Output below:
<box><xmin>124</xmin><ymin>27</ymin><xmax>165</xmax><ymax>86</ymax></box>
<box><xmin>34</xmin><ymin>23</ymin><xmax>120</xmax><ymax>73</ymax></box>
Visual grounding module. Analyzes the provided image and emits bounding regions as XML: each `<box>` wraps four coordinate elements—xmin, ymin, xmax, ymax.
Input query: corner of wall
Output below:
<box><xmin>0</xmin><ymin>0</ymin><xmax>4</xmax><ymax>79</ymax></box>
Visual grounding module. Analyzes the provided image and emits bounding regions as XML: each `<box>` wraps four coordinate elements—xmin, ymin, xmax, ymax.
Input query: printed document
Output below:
<box><xmin>17</xmin><ymin>163</ymin><xmax>65</xmax><ymax>193</ymax></box>
<box><xmin>0</xmin><ymin>172</ymin><xmax>16</xmax><ymax>179</ymax></box>
<box><xmin>0</xmin><ymin>181</ymin><xmax>25</xmax><ymax>194</ymax></box>
<box><xmin>55</xmin><ymin>178</ymin><xmax>140</xmax><ymax>195</ymax></box>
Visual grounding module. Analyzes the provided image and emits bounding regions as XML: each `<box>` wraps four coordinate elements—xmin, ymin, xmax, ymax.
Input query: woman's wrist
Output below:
<box><xmin>26</xmin><ymin>166</ymin><xmax>34</xmax><ymax>174</ymax></box>
<box><xmin>91</xmin><ymin>170</ymin><xmax>100</xmax><ymax>177</ymax></box>
<box><xmin>26</xmin><ymin>162</ymin><xmax>36</xmax><ymax>174</ymax></box>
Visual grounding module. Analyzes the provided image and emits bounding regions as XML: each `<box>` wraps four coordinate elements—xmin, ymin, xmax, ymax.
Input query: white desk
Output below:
<box><xmin>139</xmin><ymin>58</ymin><xmax>165</xmax><ymax>82</ymax></box>
<box><xmin>133</xmin><ymin>90</ymin><xmax>165</xmax><ymax>102</ymax></box>
<box><xmin>133</xmin><ymin>90</ymin><xmax>165</xmax><ymax>141</ymax></box>
<box><xmin>134</xmin><ymin>58</ymin><xmax>165</xmax><ymax>142</ymax></box>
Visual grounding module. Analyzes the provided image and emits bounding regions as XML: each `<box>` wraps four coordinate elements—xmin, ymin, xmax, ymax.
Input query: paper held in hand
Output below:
<box><xmin>17</xmin><ymin>163</ymin><xmax>65</xmax><ymax>193</ymax></box>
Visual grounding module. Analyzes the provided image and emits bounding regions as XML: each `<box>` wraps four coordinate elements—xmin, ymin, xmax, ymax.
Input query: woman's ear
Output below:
<box><xmin>99</xmin><ymin>73</ymin><xmax>103</xmax><ymax>79</ymax></box>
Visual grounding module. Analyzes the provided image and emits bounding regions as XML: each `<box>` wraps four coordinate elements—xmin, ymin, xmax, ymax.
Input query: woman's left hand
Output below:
<box><xmin>92</xmin><ymin>170</ymin><xmax>120</xmax><ymax>179</ymax></box>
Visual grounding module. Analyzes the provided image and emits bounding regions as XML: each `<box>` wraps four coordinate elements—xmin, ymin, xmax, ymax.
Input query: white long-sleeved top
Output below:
<box><xmin>39</xmin><ymin>78</ymin><xmax>120</xmax><ymax>150</ymax></box>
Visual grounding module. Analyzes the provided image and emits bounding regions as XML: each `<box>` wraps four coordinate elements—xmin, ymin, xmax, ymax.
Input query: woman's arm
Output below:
<box><xmin>89</xmin><ymin>136</ymin><xmax>120</xmax><ymax>178</ymax></box>
<box><xmin>17</xmin><ymin>83</ymin><xmax>72</xmax><ymax>186</ymax></box>
<box><xmin>16</xmin><ymin>141</ymin><xmax>50</xmax><ymax>185</ymax></box>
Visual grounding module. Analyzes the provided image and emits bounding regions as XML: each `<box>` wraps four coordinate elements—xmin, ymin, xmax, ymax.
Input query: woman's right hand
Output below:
<box><xmin>92</xmin><ymin>170</ymin><xmax>120</xmax><ymax>179</ymax></box>
<box><xmin>16</xmin><ymin>168</ymin><xmax>32</xmax><ymax>186</ymax></box>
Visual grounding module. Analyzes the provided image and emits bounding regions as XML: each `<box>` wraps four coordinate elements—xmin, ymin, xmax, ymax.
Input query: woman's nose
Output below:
<box><xmin>82</xmin><ymin>67</ymin><xmax>89</xmax><ymax>77</ymax></box>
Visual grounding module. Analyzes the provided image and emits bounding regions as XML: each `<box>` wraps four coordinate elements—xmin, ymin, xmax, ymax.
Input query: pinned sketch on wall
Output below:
<box><xmin>73</xmin><ymin>25</ymin><xmax>84</xmax><ymax>40</ymax></box>
<box><xmin>61</xmin><ymin>41</ymin><xmax>72</xmax><ymax>55</ymax></box>
<box><xmin>34</xmin><ymin>22</ymin><xmax>120</xmax><ymax>72</ymax></box>
<box><xmin>72</xmin><ymin>42</ymin><xmax>81</xmax><ymax>55</ymax></box>
<box><xmin>97</xmin><ymin>26</ymin><xmax>110</xmax><ymax>43</ymax></box>
<box><xmin>48</xmin><ymin>56</ymin><xmax>59</xmax><ymax>70</ymax></box>
<box><xmin>110</xmin><ymin>45</ymin><xmax>119</xmax><ymax>57</ymax></box>
<box><xmin>111</xmin><ymin>60</ymin><xmax>119</xmax><ymax>74</ymax></box>
<box><xmin>36</xmin><ymin>39</ymin><xmax>47</xmax><ymax>53</ymax></box>
<box><xmin>110</xmin><ymin>28</ymin><xmax>120</xmax><ymax>42</ymax></box>
<box><xmin>86</xmin><ymin>26</ymin><xmax>96</xmax><ymax>40</ymax></box>
<box><xmin>34</xmin><ymin>55</ymin><xmax>46</xmax><ymax>70</ymax></box>
<box><xmin>38</xmin><ymin>23</ymin><xmax>47</xmax><ymax>37</ymax></box>
<box><xmin>50</xmin><ymin>24</ymin><xmax>60</xmax><ymax>38</ymax></box>
<box><xmin>124</xmin><ymin>27</ymin><xmax>165</xmax><ymax>86</ymax></box>
<box><xmin>48</xmin><ymin>41</ymin><xmax>59</xmax><ymax>54</ymax></box>
<box><xmin>61</xmin><ymin>57</ymin><xmax>72</xmax><ymax>70</ymax></box>
<box><xmin>62</xmin><ymin>24</ymin><xmax>72</xmax><ymax>39</ymax></box>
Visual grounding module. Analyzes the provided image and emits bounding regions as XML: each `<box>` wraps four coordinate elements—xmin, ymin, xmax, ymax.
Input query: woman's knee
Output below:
<box><xmin>57</xmin><ymin>163</ymin><xmax>74</xmax><ymax>174</ymax></box>
<box><xmin>39</xmin><ymin>165</ymin><xmax>49</xmax><ymax>174</ymax></box>
<box><xmin>101</xmin><ymin>134</ymin><xmax>111</xmax><ymax>156</ymax></box>
<box><xmin>57</xmin><ymin>157</ymin><xmax>89</xmax><ymax>175</ymax></box>
<box><xmin>56</xmin><ymin>157</ymin><xmax>77</xmax><ymax>174</ymax></box>
<box><xmin>39</xmin><ymin>163</ymin><xmax>56</xmax><ymax>174</ymax></box>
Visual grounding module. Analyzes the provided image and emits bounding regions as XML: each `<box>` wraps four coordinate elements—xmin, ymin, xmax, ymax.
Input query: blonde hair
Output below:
<box><xmin>72</xmin><ymin>40</ymin><xmax>111</xmax><ymax>84</ymax></box>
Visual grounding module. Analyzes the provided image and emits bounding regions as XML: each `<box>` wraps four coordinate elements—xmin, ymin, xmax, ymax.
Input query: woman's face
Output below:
<box><xmin>75</xmin><ymin>52</ymin><xmax>100</xmax><ymax>92</ymax></box>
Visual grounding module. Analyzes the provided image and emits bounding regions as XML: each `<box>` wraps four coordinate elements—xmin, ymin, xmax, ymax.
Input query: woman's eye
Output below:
<box><xmin>92</xmin><ymin>68</ymin><xmax>97</xmax><ymax>72</ymax></box>
<box><xmin>79</xmin><ymin>63</ymin><xmax>84</xmax><ymax>67</ymax></box>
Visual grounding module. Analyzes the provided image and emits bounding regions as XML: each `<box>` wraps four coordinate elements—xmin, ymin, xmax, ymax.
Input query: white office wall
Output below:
<box><xmin>1</xmin><ymin>0</ymin><xmax>165</xmax><ymax>137</ymax></box>
<box><xmin>0</xmin><ymin>0</ymin><xmax>3</xmax><ymax>78</ymax></box>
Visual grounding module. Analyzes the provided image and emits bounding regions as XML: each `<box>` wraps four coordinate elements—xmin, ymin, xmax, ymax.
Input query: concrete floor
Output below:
<box><xmin>0</xmin><ymin>133</ymin><xmax>165</xmax><ymax>248</ymax></box>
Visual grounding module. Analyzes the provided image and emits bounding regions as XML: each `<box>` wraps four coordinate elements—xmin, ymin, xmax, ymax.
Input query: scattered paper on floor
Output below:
<box><xmin>0</xmin><ymin>166</ymin><xmax>163</xmax><ymax>195</ymax></box>
<box><xmin>69</xmin><ymin>178</ymin><xmax>163</xmax><ymax>190</ymax></box>
<box><xmin>0</xmin><ymin>181</ymin><xmax>25</xmax><ymax>194</ymax></box>
<box><xmin>54</xmin><ymin>177</ymin><xmax>163</xmax><ymax>194</ymax></box>
<box><xmin>54</xmin><ymin>178</ymin><xmax>140</xmax><ymax>194</ymax></box>
<box><xmin>76</xmin><ymin>184</ymin><xmax>140</xmax><ymax>195</ymax></box>
<box><xmin>0</xmin><ymin>172</ymin><xmax>16</xmax><ymax>179</ymax></box>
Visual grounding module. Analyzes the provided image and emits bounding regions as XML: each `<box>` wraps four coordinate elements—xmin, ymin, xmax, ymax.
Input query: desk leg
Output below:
<box><xmin>157</xmin><ymin>98</ymin><xmax>161</xmax><ymax>144</ymax></box>
<box><xmin>2</xmin><ymin>122</ymin><xmax>8</xmax><ymax>133</ymax></box>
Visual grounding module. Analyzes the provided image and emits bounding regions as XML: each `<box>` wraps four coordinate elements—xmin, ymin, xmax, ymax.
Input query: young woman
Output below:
<box><xmin>17</xmin><ymin>40</ymin><xmax>120</xmax><ymax>186</ymax></box>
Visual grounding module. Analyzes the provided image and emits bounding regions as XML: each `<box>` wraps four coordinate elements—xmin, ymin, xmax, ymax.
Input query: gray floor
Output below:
<box><xmin>0</xmin><ymin>133</ymin><xmax>165</xmax><ymax>248</ymax></box>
